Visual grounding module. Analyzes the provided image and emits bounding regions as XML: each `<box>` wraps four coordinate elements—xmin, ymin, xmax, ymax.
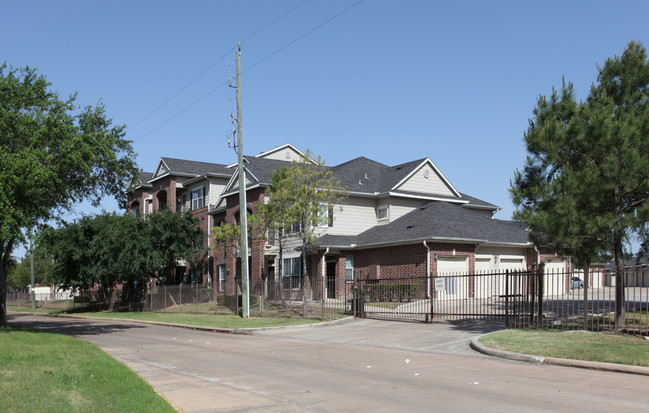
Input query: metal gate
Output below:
<box><xmin>432</xmin><ymin>269</ymin><xmax>539</xmax><ymax>328</ymax></box>
<box><xmin>355</xmin><ymin>270</ymin><xmax>541</xmax><ymax>327</ymax></box>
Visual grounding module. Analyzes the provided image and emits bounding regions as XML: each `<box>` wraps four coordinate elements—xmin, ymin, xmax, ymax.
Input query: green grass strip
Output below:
<box><xmin>480</xmin><ymin>329</ymin><xmax>649</xmax><ymax>367</ymax></box>
<box><xmin>0</xmin><ymin>327</ymin><xmax>176</xmax><ymax>413</ymax></box>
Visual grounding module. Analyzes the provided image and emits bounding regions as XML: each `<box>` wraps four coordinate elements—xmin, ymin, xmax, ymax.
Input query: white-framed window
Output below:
<box><xmin>318</xmin><ymin>204</ymin><xmax>334</xmax><ymax>227</ymax></box>
<box><xmin>191</xmin><ymin>186</ymin><xmax>207</xmax><ymax>210</ymax></box>
<box><xmin>283</xmin><ymin>257</ymin><xmax>302</xmax><ymax>290</ymax></box>
<box><xmin>376</xmin><ymin>206</ymin><xmax>389</xmax><ymax>220</ymax></box>
<box><xmin>219</xmin><ymin>264</ymin><xmax>226</xmax><ymax>292</ymax></box>
<box><xmin>346</xmin><ymin>254</ymin><xmax>354</xmax><ymax>281</ymax></box>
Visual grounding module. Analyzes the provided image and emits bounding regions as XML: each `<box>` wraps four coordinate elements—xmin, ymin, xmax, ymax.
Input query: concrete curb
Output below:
<box><xmin>9</xmin><ymin>311</ymin><xmax>353</xmax><ymax>335</ymax></box>
<box><xmin>471</xmin><ymin>333</ymin><xmax>649</xmax><ymax>376</ymax></box>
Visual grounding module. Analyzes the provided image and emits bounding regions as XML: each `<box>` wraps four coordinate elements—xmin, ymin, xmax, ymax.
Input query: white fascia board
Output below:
<box><xmin>222</xmin><ymin>165</ymin><xmax>260</xmax><ymax>192</ymax></box>
<box><xmin>387</xmin><ymin>192</ymin><xmax>469</xmax><ymax>204</ymax></box>
<box><xmin>327</xmin><ymin>237</ymin><xmax>531</xmax><ymax>250</ymax></box>
<box><xmin>391</xmin><ymin>158</ymin><xmax>461</xmax><ymax>198</ymax></box>
<box><xmin>463</xmin><ymin>203</ymin><xmax>501</xmax><ymax>211</ymax></box>
<box><xmin>148</xmin><ymin>172</ymin><xmax>196</xmax><ymax>184</ymax></box>
<box><xmin>255</xmin><ymin>143</ymin><xmax>308</xmax><ymax>159</ymax></box>
<box><xmin>181</xmin><ymin>174</ymin><xmax>211</xmax><ymax>187</ymax></box>
<box><xmin>219</xmin><ymin>183</ymin><xmax>263</xmax><ymax>199</ymax></box>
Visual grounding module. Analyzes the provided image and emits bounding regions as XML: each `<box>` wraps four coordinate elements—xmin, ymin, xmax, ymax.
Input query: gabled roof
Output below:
<box><xmin>151</xmin><ymin>157</ymin><xmax>231</xmax><ymax>182</ymax></box>
<box><xmin>137</xmin><ymin>171</ymin><xmax>153</xmax><ymax>188</ymax></box>
<box><xmin>315</xmin><ymin>201</ymin><xmax>529</xmax><ymax>249</ymax></box>
<box><xmin>254</xmin><ymin>143</ymin><xmax>307</xmax><ymax>161</ymax></box>
<box><xmin>329</xmin><ymin>156</ymin><xmax>462</xmax><ymax>199</ymax></box>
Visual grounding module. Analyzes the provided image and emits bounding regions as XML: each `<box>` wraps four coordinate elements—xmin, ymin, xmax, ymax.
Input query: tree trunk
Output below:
<box><xmin>302</xmin><ymin>243</ymin><xmax>309</xmax><ymax>318</ymax></box>
<box><xmin>0</xmin><ymin>238</ymin><xmax>13</xmax><ymax>328</ymax></box>
<box><xmin>613</xmin><ymin>235</ymin><xmax>625</xmax><ymax>333</ymax></box>
<box><xmin>0</xmin><ymin>262</ymin><xmax>8</xmax><ymax>328</ymax></box>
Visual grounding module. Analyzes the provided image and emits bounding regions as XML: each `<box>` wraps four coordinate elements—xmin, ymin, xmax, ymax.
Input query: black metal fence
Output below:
<box><xmin>7</xmin><ymin>278</ymin><xmax>353</xmax><ymax>320</ymax></box>
<box><xmin>354</xmin><ymin>267</ymin><xmax>649</xmax><ymax>335</ymax></box>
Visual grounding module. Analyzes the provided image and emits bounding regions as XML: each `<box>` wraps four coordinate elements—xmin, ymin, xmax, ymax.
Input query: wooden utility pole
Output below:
<box><xmin>235</xmin><ymin>43</ymin><xmax>250</xmax><ymax>318</ymax></box>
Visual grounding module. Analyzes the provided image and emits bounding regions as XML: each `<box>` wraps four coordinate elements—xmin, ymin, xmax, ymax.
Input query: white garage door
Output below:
<box><xmin>436</xmin><ymin>257</ymin><xmax>469</xmax><ymax>299</ymax></box>
<box><xmin>543</xmin><ymin>259</ymin><xmax>567</xmax><ymax>295</ymax></box>
<box><xmin>499</xmin><ymin>258</ymin><xmax>525</xmax><ymax>271</ymax></box>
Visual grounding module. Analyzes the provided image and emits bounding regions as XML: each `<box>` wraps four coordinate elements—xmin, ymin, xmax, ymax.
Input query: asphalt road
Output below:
<box><xmin>9</xmin><ymin>313</ymin><xmax>649</xmax><ymax>412</ymax></box>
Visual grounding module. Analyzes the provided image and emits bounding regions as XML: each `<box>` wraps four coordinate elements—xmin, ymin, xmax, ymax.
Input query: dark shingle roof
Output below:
<box><xmin>316</xmin><ymin>201</ymin><xmax>530</xmax><ymax>248</ymax></box>
<box><xmin>329</xmin><ymin>157</ymin><xmax>429</xmax><ymax>194</ymax></box>
<box><xmin>243</xmin><ymin>156</ymin><xmax>294</xmax><ymax>184</ymax></box>
<box><xmin>138</xmin><ymin>172</ymin><xmax>153</xmax><ymax>186</ymax></box>
<box><xmin>160</xmin><ymin>157</ymin><xmax>231</xmax><ymax>176</ymax></box>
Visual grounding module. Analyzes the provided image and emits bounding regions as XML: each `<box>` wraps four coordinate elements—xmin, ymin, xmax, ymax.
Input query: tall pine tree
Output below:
<box><xmin>511</xmin><ymin>41</ymin><xmax>649</xmax><ymax>332</ymax></box>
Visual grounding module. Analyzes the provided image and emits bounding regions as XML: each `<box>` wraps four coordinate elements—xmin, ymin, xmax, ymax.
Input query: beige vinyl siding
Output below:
<box><xmin>325</xmin><ymin>197</ymin><xmax>378</xmax><ymax>236</ymax></box>
<box><xmin>388</xmin><ymin>197</ymin><xmax>427</xmax><ymax>221</ymax></box>
<box><xmin>259</xmin><ymin>147</ymin><xmax>300</xmax><ymax>161</ymax></box>
<box><xmin>395</xmin><ymin>164</ymin><xmax>455</xmax><ymax>197</ymax></box>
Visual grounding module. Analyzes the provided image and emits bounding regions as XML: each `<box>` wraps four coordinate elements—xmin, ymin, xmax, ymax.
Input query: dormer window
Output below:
<box><xmin>377</xmin><ymin>205</ymin><xmax>389</xmax><ymax>221</ymax></box>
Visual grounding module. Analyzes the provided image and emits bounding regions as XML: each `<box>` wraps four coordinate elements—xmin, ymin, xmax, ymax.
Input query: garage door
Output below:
<box><xmin>543</xmin><ymin>259</ymin><xmax>567</xmax><ymax>295</ymax></box>
<box><xmin>436</xmin><ymin>257</ymin><xmax>469</xmax><ymax>299</ymax></box>
<box><xmin>499</xmin><ymin>258</ymin><xmax>525</xmax><ymax>271</ymax></box>
<box><xmin>474</xmin><ymin>258</ymin><xmax>493</xmax><ymax>298</ymax></box>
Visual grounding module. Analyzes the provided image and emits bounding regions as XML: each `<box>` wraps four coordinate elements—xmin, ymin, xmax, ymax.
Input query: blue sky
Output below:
<box><xmin>4</xmin><ymin>0</ymin><xmax>649</xmax><ymax>256</ymax></box>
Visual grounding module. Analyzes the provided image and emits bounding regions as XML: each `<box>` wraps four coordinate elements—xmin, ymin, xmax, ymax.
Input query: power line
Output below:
<box><xmin>134</xmin><ymin>0</ymin><xmax>365</xmax><ymax>142</ymax></box>
<box><xmin>135</xmin><ymin>80</ymin><xmax>229</xmax><ymax>142</ymax></box>
<box><xmin>129</xmin><ymin>0</ymin><xmax>310</xmax><ymax>134</ymax></box>
<box><xmin>245</xmin><ymin>0</ymin><xmax>365</xmax><ymax>74</ymax></box>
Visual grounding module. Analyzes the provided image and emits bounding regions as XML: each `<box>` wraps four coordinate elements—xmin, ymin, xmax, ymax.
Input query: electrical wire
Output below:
<box><xmin>129</xmin><ymin>0</ymin><xmax>310</xmax><ymax>134</ymax></box>
<box><xmin>134</xmin><ymin>0</ymin><xmax>365</xmax><ymax>142</ymax></box>
<box><xmin>245</xmin><ymin>0</ymin><xmax>365</xmax><ymax>74</ymax></box>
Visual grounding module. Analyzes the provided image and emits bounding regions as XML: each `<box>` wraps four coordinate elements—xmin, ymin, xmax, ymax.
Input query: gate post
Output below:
<box><xmin>505</xmin><ymin>269</ymin><xmax>510</xmax><ymax>329</ymax></box>
<box><xmin>537</xmin><ymin>266</ymin><xmax>544</xmax><ymax>328</ymax></box>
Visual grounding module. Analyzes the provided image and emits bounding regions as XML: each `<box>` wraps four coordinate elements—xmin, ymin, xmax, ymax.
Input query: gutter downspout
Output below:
<box><xmin>423</xmin><ymin>241</ymin><xmax>430</xmax><ymax>299</ymax></box>
<box><xmin>322</xmin><ymin>247</ymin><xmax>330</xmax><ymax>298</ymax></box>
<box><xmin>207</xmin><ymin>208</ymin><xmax>211</xmax><ymax>286</ymax></box>
<box><xmin>533</xmin><ymin>245</ymin><xmax>541</xmax><ymax>266</ymax></box>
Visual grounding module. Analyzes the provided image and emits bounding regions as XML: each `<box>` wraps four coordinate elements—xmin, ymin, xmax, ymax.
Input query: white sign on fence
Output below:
<box><xmin>435</xmin><ymin>278</ymin><xmax>445</xmax><ymax>292</ymax></box>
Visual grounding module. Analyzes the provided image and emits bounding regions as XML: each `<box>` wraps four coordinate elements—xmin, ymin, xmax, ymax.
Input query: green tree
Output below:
<box><xmin>257</xmin><ymin>166</ymin><xmax>293</xmax><ymax>302</ymax></box>
<box><xmin>46</xmin><ymin>211</ymin><xmax>205</xmax><ymax>311</ymax></box>
<box><xmin>0</xmin><ymin>63</ymin><xmax>137</xmax><ymax>326</ymax></box>
<box><xmin>264</xmin><ymin>151</ymin><xmax>346</xmax><ymax>317</ymax></box>
<box><xmin>510</xmin><ymin>41</ymin><xmax>649</xmax><ymax>332</ymax></box>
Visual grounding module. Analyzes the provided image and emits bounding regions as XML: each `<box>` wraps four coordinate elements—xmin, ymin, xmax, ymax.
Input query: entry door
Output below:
<box><xmin>326</xmin><ymin>262</ymin><xmax>336</xmax><ymax>299</ymax></box>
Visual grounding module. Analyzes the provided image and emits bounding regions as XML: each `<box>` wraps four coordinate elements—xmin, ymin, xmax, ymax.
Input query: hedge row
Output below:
<box><xmin>362</xmin><ymin>283</ymin><xmax>419</xmax><ymax>302</ymax></box>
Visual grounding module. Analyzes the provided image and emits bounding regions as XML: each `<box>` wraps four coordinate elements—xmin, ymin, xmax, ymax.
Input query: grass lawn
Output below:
<box><xmin>65</xmin><ymin>310</ymin><xmax>329</xmax><ymax>328</ymax></box>
<box><xmin>0</xmin><ymin>327</ymin><xmax>176</xmax><ymax>413</ymax></box>
<box><xmin>8</xmin><ymin>301</ymin><xmax>341</xmax><ymax>329</ymax></box>
<box><xmin>480</xmin><ymin>329</ymin><xmax>649</xmax><ymax>367</ymax></box>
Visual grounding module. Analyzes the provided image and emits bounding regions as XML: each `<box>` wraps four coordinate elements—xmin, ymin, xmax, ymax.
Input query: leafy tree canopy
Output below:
<box><xmin>0</xmin><ymin>63</ymin><xmax>138</xmax><ymax>326</ymax></box>
<box><xmin>44</xmin><ymin>211</ymin><xmax>205</xmax><ymax>310</ymax></box>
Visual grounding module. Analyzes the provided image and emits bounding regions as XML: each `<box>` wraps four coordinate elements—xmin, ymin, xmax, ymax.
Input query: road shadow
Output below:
<box><xmin>441</xmin><ymin>318</ymin><xmax>505</xmax><ymax>334</ymax></box>
<box><xmin>7</xmin><ymin>314</ymin><xmax>146</xmax><ymax>337</ymax></box>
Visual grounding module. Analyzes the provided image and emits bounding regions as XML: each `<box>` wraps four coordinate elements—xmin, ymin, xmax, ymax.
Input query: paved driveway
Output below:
<box><xmin>9</xmin><ymin>313</ymin><xmax>649</xmax><ymax>412</ymax></box>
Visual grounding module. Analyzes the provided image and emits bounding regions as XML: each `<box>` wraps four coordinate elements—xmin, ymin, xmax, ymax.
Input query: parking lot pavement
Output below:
<box><xmin>256</xmin><ymin>317</ymin><xmax>505</xmax><ymax>357</ymax></box>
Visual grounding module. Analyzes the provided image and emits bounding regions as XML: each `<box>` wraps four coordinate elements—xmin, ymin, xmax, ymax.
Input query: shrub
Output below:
<box><xmin>363</xmin><ymin>283</ymin><xmax>419</xmax><ymax>302</ymax></box>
